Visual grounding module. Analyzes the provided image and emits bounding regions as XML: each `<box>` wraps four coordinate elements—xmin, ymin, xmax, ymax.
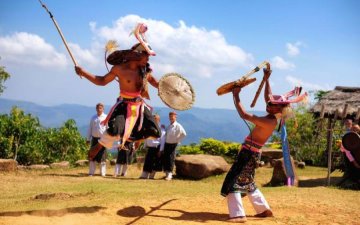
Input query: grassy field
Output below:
<box><xmin>0</xmin><ymin>164</ymin><xmax>359</xmax><ymax>225</ymax></box>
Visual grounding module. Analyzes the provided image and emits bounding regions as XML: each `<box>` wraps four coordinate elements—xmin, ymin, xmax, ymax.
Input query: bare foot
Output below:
<box><xmin>227</xmin><ymin>216</ymin><xmax>247</xmax><ymax>223</ymax></box>
<box><xmin>254</xmin><ymin>209</ymin><xmax>273</xmax><ymax>218</ymax></box>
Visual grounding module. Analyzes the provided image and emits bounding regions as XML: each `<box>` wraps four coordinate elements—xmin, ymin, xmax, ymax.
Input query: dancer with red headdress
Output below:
<box><xmin>220</xmin><ymin>65</ymin><xmax>307</xmax><ymax>223</ymax></box>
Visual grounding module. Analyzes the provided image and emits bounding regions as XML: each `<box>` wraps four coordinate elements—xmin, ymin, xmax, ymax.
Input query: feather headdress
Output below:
<box><xmin>104</xmin><ymin>40</ymin><xmax>119</xmax><ymax>71</ymax></box>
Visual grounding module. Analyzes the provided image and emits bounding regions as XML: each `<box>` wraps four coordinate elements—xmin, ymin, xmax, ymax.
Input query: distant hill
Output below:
<box><xmin>0</xmin><ymin>98</ymin><xmax>266</xmax><ymax>145</ymax></box>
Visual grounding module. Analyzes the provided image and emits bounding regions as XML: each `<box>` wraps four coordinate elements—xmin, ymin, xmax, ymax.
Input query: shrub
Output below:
<box><xmin>199</xmin><ymin>138</ymin><xmax>227</xmax><ymax>155</ymax></box>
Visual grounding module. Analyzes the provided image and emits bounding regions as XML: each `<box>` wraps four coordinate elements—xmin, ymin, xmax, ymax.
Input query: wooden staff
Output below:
<box><xmin>216</xmin><ymin>61</ymin><xmax>269</xmax><ymax>96</ymax></box>
<box><xmin>38</xmin><ymin>0</ymin><xmax>78</xmax><ymax>67</ymax></box>
<box><xmin>250</xmin><ymin>62</ymin><xmax>271</xmax><ymax>108</ymax></box>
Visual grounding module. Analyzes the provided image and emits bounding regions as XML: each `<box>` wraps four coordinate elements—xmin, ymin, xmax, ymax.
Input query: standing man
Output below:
<box><xmin>163</xmin><ymin>111</ymin><xmax>187</xmax><ymax>181</ymax></box>
<box><xmin>344</xmin><ymin>119</ymin><xmax>353</xmax><ymax>133</ymax></box>
<box><xmin>87</xmin><ymin>103</ymin><xmax>107</xmax><ymax>177</ymax></box>
<box><xmin>221</xmin><ymin>68</ymin><xmax>307</xmax><ymax>222</ymax></box>
<box><xmin>114</xmin><ymin>141</ymin><xmax>135</xmax><ymax>177</ymax></box>
<box><xmin>139</xmin><ymin>114</ymin><xmax>166</xmax><ymax>179</ymax></box>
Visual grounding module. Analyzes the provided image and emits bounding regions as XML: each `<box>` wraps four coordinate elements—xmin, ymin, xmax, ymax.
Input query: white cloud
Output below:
<box><xmin>0</xmin><ymin>32</ymin><xmax>68</xmax><ymax>68</ymax></box>
<box><xmin>286</xmin><ymin>41</ymin><xmax>303</xmax><ymax>57</ymax></box>
<box><xmin>271</xmin><ymin>56</ymin><xmax>295</xmax><ymax>70</ymax></box>
<box><xmin>68</xmin><ymin>43</ymin><xmax>100</xmax><ymax>67</ymax></box>
<box><xmin>90</xmin><ymin>15</ymin><xmax>255</xmax><ymax>78</ymax></box>
<box><xmin>286</xmin><ymin>75</ymin><xmax>330</xmax><ymax>91</ymax></box>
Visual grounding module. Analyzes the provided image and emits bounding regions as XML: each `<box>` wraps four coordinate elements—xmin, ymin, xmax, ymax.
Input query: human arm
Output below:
<box><xmin>232</xmin><ymin>87</ymin><xmax>277</xmax><ymax>128</ymax></box>
<box><xmin>232</xmin><ymin>87</ymin><xmax>254</xmax><ymax>121</ymax></box>
<box><xmin>159</xmin><ymin>127</ymin><xmax>166</xmax><ymax>151</ymax></box>
<box><xmin>176</xmin><ymin>123</ymin><xmax>187</xmax><ymax>143</ymax></box>
<box><xmin>263</xmin><ymin>68</ymin><xmax>272</xmax><ymax>103</ymax></box>
<box><xmin>75</xmin><ymin>66</ymin><xmax>116</xmax><ymax>86</ymax></box>
<box><xmin>146</xmin><ymin>72</ymin><xmax>159</xmax><ymax>89</ymax></box>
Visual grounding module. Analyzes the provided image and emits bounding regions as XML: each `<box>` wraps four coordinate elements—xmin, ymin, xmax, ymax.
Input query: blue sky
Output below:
<box><xmin>0</xmin><ymin>0</ymin><xmax>359</xmax><ymax>110</ymax></box>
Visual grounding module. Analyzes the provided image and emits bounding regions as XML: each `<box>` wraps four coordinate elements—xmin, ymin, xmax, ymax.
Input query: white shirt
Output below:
<box><xmin>144</xmin><ymin>124</ymin><xmax>166</xmax><ymax>151</ymax></box>
<box><xmin>87</xmin><ymin>113</ymin><xmax>107</xmax><ymax>140</ymax></box>
<box><xmin>165</xmin><ymin>121</ymin><xmax>186</xmax><ymax>144</ymax></box>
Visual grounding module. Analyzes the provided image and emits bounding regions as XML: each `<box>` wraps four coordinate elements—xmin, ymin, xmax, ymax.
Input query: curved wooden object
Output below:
<box><xmin>216</xmin><ymin>61</ymin><xmax>269</xmax><ymax>96</ymax></box>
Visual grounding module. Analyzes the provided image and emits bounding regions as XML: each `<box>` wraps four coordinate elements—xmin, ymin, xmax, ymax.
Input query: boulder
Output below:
<box><xmin>0</xmin><ymin>159</ymin><xmax>17</xmax><ymax>172</ymax></box>
<box><xmin>267</xmin><ymin>157</ymin><xmax>298</xmax><ymax>187</ymax></box>
<box><xmin>175</xmin><ymin>154</ymin><xmax>230</xmax><ymax>180</ymax></box>
<box><xmin>75</xmin><ymin>160</ymin><xmax>89</xmax><ymax>167</ymax></box>
<box><xmin>28</xmin><ymin>164</ymin><xmax>50</xmax><ymax>170</ymax></box>
<box><xmin>261</xmin><ymin>148</ymin><xmax>283</xmax><ymax>165</ymax></box>
<box><xmin>297</xmin><ymin>161</ymin><xmax>306</xmax><ymax>169</ymax></box>
<box><xmin>50</xmin><ymin>161</ymin><xmax>70</xmax><ymax>169</ymax></box>
<box><xmin>110</xmin><ymin>159</ymin><xmax>117</xmax><ymax>166</ymax></box>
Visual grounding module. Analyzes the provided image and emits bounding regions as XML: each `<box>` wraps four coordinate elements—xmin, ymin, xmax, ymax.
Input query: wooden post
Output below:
<box><xmin>341</xmin><ymin>104</ymin><xmax>348</xmax><ymax>119</ymax></box>
<box><xmin>320</xmin><ymin>104</ymin><xmax>325</xmax><ymax>119</ymax></box>
<box><xmin>355</xmin><ymin>108</ymin><xmax>360</xmax><ymax>124</ymax></box>
<box><xmin>326</xmin><ymin>117</ymin><xmax>333</xmax><ymax>186</ymax></box>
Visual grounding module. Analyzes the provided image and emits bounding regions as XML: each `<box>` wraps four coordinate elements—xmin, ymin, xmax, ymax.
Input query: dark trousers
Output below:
<box><xmin>143</xmin><ymin>146</ymin><xmax>162</xmax><ymax>172</ymax></box>
<box><xmin>163</xmin><ymin>143</ymin><xmax>178</xmax><ymax>172</ymax></box>
<box><xmin>91</xmin><ymin>137</ymin><xmax>106</xmax><ymax>163</ymax></box>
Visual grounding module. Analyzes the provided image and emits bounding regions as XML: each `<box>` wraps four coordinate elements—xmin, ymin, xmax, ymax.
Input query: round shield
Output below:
<box><xmin>342</xmin><ymin>132</ymin><xmax>360</xmax><ymax>163</ymax></box>
<box><xmin>158</xmin><ymin>73</ymin><xmax>195</xmax><ymax>110</ymax></box>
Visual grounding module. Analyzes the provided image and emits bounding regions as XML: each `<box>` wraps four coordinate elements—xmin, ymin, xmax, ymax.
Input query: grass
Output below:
<box><xmin>0</xmin><ymin>165</ymin><xmax>359</xmax><ymax>225</ymax></box>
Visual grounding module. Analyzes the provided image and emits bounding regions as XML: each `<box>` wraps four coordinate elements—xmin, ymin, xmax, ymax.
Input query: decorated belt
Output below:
<box><xmin>242</xmin><ymin>140</ymin><xmax>263</xmax><ymax>153</ymax></box>
<box><xmin>118</xmin><ymin>96</ymin><xmax>142</xmax><ymax>103</ymax></box>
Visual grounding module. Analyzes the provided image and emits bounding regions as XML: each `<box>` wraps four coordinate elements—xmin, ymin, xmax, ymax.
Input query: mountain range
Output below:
<box><xmin>0</xmin><ymin>98</ymin><xmax>266</xmax><ymax>145</ymax></box>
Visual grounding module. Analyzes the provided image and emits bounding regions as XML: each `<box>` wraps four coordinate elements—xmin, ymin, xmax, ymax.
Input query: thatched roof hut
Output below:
<box><xmin>310</xmin><ymin>86</ymin><xmax>360</xmax><ymax>186</ymax></box>
<box><xmin>311</xmin><ymin>86</ymin><xmax>360</xmax><ymax>121</ymax></box>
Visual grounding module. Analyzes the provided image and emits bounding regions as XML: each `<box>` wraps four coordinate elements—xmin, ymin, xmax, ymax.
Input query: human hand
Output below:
<box><xmin>263</xmin><ymin>68</ymin><xmax>272</xmax><ymax>81</ymax></box>
<box><xmin>75</xmin><ymin>66</ymin><xmax>84</xmax><ymax>77</ymax></box>
<box><xmin>232</xmin><ymin>86</ymin><xmax>241</xmax><ymax>96</ymax></box>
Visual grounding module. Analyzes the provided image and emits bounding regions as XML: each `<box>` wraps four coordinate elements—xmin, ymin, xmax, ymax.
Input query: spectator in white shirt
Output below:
<box><xmin>163</xmin><ymin>111</ymin><xmax>186</xmax><ymax>180</ymax></box>
<box><xmin>87</xmin><ymin>103</ymin><xmax>107</xmax><ymax>176</ymax></box>
<box><xmin>139</xmin><ymin>114</ymin><xmax>166</xmax><ymax>179</ymax></box>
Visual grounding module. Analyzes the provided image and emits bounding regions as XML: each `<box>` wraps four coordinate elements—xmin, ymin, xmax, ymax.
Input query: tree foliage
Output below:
<box><xmin>0</xmin><ymin>61</ymin><xmax>11</xmax><ymax>95</ymax></box>
<box><xmin>269</xmin><ymin>106</ymin><xmax>343</xmax><ymax>166</ymax></box>
<box><xmin>178</xmin><ymin>138</ymin><xmax>241</xmax><ymax>162</ymax></box>
<box><xmin>0</xmin><ymin>107</ymin><xmax>88</xmax><ymax>165</ymax></box>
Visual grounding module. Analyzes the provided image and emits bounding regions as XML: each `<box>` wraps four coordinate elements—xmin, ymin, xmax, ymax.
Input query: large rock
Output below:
<box><xmin>28</xmin><ymin>164</ymin><xmax>50</xmax><ymax>170</ymax></box>
<box><xmin>50</xmin><ymin>161</ymin><xmax>70</xmax><ymax>169</ymax></box>
<box><xmin>267</xmin><ymin>157</ymin><xmax>298</xmax><ymax>187</ymax></box>
<box><xmin>175</xmin><ymin>154</ymin><xmax>230</xmax><ymax>180</ymax></box>
<box><xmin>261</xmin><ymin>148</ymin><xmax>283</xmax><ymax>164</ymax></box>
<box><xmin>0</xmin><ymin>159</ymin><xmax>17</xmax><ymax>172</ymax></box>
<box><xmin>75</xmin><ymin>160</ymin><xmax>89</xmax><ymax>167</ymax></box>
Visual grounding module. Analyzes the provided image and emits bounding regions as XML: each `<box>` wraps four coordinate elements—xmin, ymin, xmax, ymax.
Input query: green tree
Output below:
<box><xmin>1</xmin><ymin>107</ymin><xmax>42</xmax><ymax>161</ymax></box>
<box><xmin>314</xmin><ymin>90</ymin><xmax>330</xmax><ymax>101</ymax></box>
<box><xmin>269</xmin><ymin>106</ymin><xmax>339</xmax><ymax>166</ymax></box>
<box><xmin>51</xmin><ymin>119</ymin><xmax>87</xmax><ymax>163</ymax></box>
<box><xmin>0</xmin><ymin>62</ymin><xmax>11</xmax><ymax>95</ymax></box>
<box><xmin>0</xmin><ymin>107</ymin><xmax>88</xmax><ymax>165</ymax></box>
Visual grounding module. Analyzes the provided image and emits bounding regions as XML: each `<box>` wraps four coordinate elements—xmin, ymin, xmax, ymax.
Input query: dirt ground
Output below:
<box><xmin>0</xmin><ymin>167</ymin><xmax>359</xmax><ymax>225</ymax></box>
<box><xmin>1</xmin><ymin>194</ymin><xmax>359</xmax><ymax>225</ymax></box>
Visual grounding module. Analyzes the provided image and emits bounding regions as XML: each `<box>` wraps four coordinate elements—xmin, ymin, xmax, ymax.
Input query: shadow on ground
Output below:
<box><xmin>0</xmin><ymin>206</ymin><xmax>106</xmax><ymax>217</ymax></box>
<box><xmin>298</xmin><ymin>177</ymin><xmax>342</xmax><ymax>187</ymax></box>
<box><xmin>117</xmin><ymin>199</ymin><xmax>228</xmax><ymax>225</ymax></box>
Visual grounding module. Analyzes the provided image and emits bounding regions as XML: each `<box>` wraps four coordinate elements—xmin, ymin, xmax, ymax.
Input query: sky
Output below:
<box><xmin>0</xmin><ymin>0</ymin><xmax>359</xmax><ymax>110</ymax></box>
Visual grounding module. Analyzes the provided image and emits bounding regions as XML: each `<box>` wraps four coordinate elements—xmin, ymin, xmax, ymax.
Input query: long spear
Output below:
<box><xmin>38</xmin><ymin>0</ymin><xmax>79</xmax><ymax>68</ymax></box>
